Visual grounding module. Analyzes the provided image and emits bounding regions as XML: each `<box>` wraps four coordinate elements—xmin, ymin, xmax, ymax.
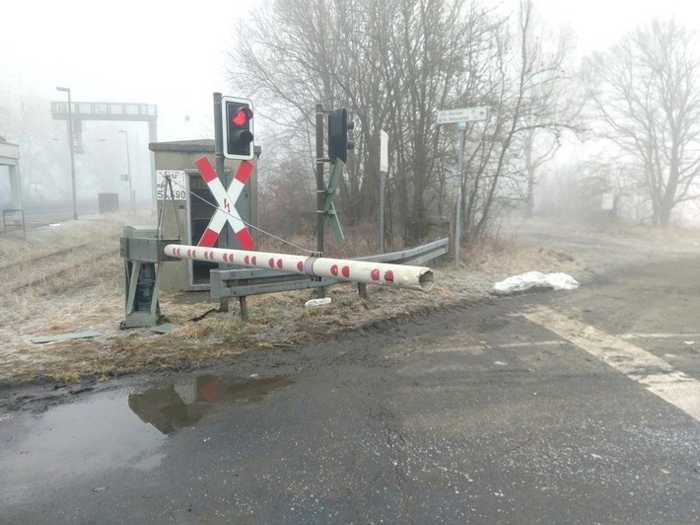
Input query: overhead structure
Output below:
<box><xmin>163</xmin><ymin>244</ymin><xmax>434</xmax><ymax>291</ymax></box>
<box><xmin>51</xmin><ymin>99</ymin><xmax>158</xmax><ymax>201</ymax></box>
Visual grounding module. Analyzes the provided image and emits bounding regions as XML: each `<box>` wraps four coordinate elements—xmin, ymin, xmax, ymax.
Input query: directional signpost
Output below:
<box><xmin>436</xmin><ymin>106</ymin><xmax>489</xmax><ymax>265</ymax></box>
<box><xmin>436</xmin><ymin>106</ymin><xmax>488</xmax><ymax>125</ymax></box>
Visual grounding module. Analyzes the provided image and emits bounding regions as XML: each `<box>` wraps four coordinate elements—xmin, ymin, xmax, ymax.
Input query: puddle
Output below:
<box><xmin>0</xmin><ymin>374</ymin><xmax>293</xmax><ymax>507</ymax></box>
<box><xmin>0</xmin><ymin>394</ymin><xmax>165</xmax><ymax>506</ymax></box>
<box><xmin>128</xmin><ymin>375</ymin><xmax>293</xmax><ymax>434</ymax></box>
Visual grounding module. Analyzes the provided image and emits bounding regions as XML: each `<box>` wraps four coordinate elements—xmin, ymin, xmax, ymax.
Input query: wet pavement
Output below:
<box><xmin>2</xmin><ymin>256</ymin><xmax>700</xmax><ymax>523</ymax></box>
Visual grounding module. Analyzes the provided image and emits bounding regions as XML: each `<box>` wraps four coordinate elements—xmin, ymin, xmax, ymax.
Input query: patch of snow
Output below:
<box><xmin>305</xmin><ymin>297</ymin><xmax>332</xmax><ymax>309</ymax></box>
<box><xmin>493</xmin><ymin>271</ymin><xmax>580</xmax><ymax>295</ymax></box>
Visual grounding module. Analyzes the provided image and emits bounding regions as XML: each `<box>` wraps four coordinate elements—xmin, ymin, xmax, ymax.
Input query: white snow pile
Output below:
<box><xmin>492</xmin><ymin>271</ymin><xmax>580</xmax><ymax>296</ymax></box>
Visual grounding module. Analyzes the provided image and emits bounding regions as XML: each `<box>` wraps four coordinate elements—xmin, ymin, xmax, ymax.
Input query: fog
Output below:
<box><xmin>0</xmin><ymin>0</ymin><xmax>256</xmax><ymax>214</ymax></box>
<box><xmin>2</xmin><ymin>0</ymin><xmax>700</xmax><ymax>225</ymax></box>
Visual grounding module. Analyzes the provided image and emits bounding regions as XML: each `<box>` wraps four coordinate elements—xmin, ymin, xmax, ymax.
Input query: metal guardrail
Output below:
<box><xmin>210</xmin><ymin>237</ymin><xmax>448</xmax><ymax>300</ymax></box>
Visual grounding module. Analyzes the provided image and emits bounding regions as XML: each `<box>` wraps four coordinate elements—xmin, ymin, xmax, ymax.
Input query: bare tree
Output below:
<box><xmin>459</xmin><ymin>0</ymin><xmax>575</xmax><ymax>238</ymax></box>
<box><xmin>586</xmin><ymin>19</ymin><xmax>700</xmax><ymax>226</ymax></box>
<box><xmin>230</xmin><ymin>0</ymin><xmax>577</xmax><ymax>246</ymax></box>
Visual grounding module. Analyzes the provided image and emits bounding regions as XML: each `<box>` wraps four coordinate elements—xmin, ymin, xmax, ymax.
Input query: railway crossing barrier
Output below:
<box><xmin>120</xmin><ymin>229</ymin><xmax>447</xmax><ymax>325</ymax></box>
<box><xmin>206</xmin><ymin>238</ymin><xmax>448</xmax><ymax>319</ymax></box>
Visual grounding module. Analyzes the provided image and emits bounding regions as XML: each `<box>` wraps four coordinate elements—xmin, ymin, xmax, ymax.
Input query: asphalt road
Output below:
<box><xmin>1</xmin><ymin>241</ymin><xmax>700</xmax><ymax>523</ymax></box>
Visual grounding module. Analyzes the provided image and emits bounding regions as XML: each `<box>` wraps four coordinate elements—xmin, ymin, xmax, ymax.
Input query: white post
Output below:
<box><xmin>454</xmin><ymin>122</ymin><xmax>466</xmax><ymax>266</ymax></box>
<box><xmin>379</xmin><ymin>130</ymin><xmax>389</xmax><ymax>253</ymax></box>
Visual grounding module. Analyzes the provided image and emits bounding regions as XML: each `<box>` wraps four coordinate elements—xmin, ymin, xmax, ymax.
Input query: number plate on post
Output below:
<box><xmin>156</xmin><ymin>170</ymin><xmax>188</xmax><ymax>200</ymax></box>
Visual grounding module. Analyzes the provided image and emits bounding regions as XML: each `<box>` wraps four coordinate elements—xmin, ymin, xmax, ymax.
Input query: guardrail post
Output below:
<box><xmin>239</xmin><ymin>296</ymin><xmax>249</xmax><ymax>322</ymax></box>
<box><xmin>357</xmin><ymin>282</ymin><xmax>368</xmax><ymax>300</ymax></box>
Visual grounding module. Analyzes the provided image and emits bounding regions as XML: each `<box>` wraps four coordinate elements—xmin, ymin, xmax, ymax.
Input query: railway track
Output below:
<box><xmin>2</xmin><ymin>237</ymin><xmax>121</xmax><ymax>295</ymax></box>
<box><xmin>0</xmin><ymin>242</ymin><xmax>94</xmax><ymax>273</ymax></box>
<box><xmin>6</xmin><ymin>248</ymin><xmax>119</xmax><ymax>294</ymax></box>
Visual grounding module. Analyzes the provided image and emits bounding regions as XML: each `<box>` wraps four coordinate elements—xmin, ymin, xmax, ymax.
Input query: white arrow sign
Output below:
<box><xmin>436</xmin><ymin>106</ymin><xmax>489</xmax><ymax>125</ymax></box>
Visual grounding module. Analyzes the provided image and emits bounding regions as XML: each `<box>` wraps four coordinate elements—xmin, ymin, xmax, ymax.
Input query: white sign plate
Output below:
<box><xmin>156</xmin><ymin>170</ymin><xmax>187</xmax><ymax>200</ymax></box>
<box><xmin>436</xmin><ymin>106</ymin><xmax>488</xmax><ymax>125</ymax></box>
<box><xmin>380</xmin><ymin>130</ymin><xmax>389</xmax><ymax>173</ymax></box>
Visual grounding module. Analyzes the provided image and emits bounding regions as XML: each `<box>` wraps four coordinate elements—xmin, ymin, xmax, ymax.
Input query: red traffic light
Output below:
<box><xmin>222</xmin><ymin>96</ymin><xmax>254</xmax><ymax>160</ymax></box>
<box><xmin>231</xmin><ymin>107</ymin><xmax>252</xmax><ymax>127</ymax></box>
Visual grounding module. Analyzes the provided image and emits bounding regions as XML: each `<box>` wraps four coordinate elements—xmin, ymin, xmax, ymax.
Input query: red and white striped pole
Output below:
<box><xmin>163</xmin><ymin>244</ymin><xmax>434</xmax><ymax>290</ymax></box>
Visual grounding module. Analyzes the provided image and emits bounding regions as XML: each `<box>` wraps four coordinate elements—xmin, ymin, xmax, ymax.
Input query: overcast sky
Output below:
<box><xmin>2</xmin><ymin>0</ymin><xmax>700</xmax><ymax>143</ymax></box>
<box><xmin>0</xmin><ymin>0</ymin><xmax>257</xmax><ymax>142</ymax></box>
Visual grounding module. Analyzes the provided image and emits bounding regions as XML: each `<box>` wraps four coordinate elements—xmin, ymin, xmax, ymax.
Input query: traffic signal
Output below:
<box><xmin>222</xmin><ymin>97</ymin><xmax>254</xmax><ymax>160</ymax></box>
<box><xmin>328</xmin><ymin>108</ymin><xmax>354</xmax><ymax>163</ymax></box>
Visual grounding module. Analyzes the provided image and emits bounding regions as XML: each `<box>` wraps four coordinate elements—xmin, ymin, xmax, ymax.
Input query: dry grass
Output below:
<box><xmin>0</xmin><ymin>279</ymin><xmax>468</xmax><ymax>385</ymax></box>
<box><xmin>461</xmin><ymin>236</ymin><xmax>583</xmax><ymax>276</ymax></box>
<box><xmin>0</xmin><ymin>215</ymin><xmax>583</xmax><ymax>386</ymax></box>
<box><xmin>0</xmin><ymin>210</ymin><xmax>149</xmax><ymax>263</ymax></box>
<box><xmin>255</xmin><ymin>223</ymin><xmax>407</xmax><ymax>259</ymax></box>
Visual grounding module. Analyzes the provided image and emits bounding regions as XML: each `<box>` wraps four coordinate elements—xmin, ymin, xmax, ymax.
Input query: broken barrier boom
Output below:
<box><xmin>163</xmin><ymin>244</ymin><xmax>434</xmax><ymax>290</ymax></box>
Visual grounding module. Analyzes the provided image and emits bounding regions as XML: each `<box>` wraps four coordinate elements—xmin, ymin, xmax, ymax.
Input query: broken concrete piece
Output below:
<box><xmin>150</xmin><ymin>323</ymin><xmax>175</xmax><ymax>335</ymax></box>
<box><xmin>31</xmin><ymin>330</ymin><xmax>102</xmax><ymax>345</ymax></box>
<box><xmin>493</xmin><ymin>271</ymin><xmax>580</xmax><ymax>296</ymax></box>
<box><xmin>305</xmin><ymin>297</ymin><xmax>332</xmax><ymax>309</ymax></box>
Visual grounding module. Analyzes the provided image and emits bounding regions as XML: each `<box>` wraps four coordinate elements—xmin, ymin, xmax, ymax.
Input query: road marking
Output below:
<box><xmin>405</xmin><ymin>340</ymin><xmax>565</xmax><ymax>357</ymax></box>
<box><xmin>620</xmin><ymin>332</ymin><xmax>700</xmax><ymax>340</ymax></box>
<box><xmin>524</xmin><ymin>306</ymin><xmax>700</xmax><ymax>422</ymax></box>
<box><xmin>496</xmin><ymin>340</ymin><xmax>563</xmax><ymax>349</ymax></box>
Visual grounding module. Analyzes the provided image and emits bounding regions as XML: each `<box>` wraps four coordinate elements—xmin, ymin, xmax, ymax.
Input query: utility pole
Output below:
<box><xmin>213</xmin><ymin>93</ymin><xmax>228</xmax><ymax>244</ymax></box>
<box><xmin>119</xmin><ymin>130</ymin><xmax>134</xmax><ymax>207</ymax></box>
<box><xmin>56</xmin><ymin>86</ymin><xmax>78</xmax><ymax>220</ymax></box>
<box><xmin>454</xmin><ymin>122</ymin><xmax>466</xmax><ymax>266</ymax></box>
<box><xmin>314</xmin><ymin>104</ymin><xmax>326</xmax><ymax>298</ymax></box>
<box><xmin>213</xmin><ymin>92</ymin><xmax>236</xmax><ymax>315</ymax></box>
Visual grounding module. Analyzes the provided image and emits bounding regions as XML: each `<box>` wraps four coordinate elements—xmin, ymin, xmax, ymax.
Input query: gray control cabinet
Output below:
<box><xmin>149</xmin><ymin>139</ymin><xmax>258</xmax><ymax>292</ymax></box>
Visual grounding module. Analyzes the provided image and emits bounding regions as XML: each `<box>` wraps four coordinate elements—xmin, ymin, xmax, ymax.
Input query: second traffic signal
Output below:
<box><xmin>327</xmin><ymin>108</ymin><xmax>354</xmax><ymax>163</ymax></box>
<box><xmin>222</xmin><ymin>97</ymin><xmax>254</xmax><ymax>160</ymax></box>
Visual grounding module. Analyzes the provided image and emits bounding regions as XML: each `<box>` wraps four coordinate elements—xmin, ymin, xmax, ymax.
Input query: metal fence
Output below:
<box><xmin>210</xmin><ymin>237</ymin><xmax>448</xmax><ymax>300</ymax></box>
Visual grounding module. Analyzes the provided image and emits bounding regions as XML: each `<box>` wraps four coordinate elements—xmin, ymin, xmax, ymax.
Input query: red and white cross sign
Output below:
<box><xmin>194</xmin><ymin>156</ymin><xmax>255</xmax><ymax>250</ymax></box>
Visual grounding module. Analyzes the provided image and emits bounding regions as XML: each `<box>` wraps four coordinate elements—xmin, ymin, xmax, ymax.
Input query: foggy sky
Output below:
<box><xmin>0</xmin><ymin>0</ymin><xmax>257</xmax><ymax>143</ymax></box>
<box><xmin>2</xmin><ymin>0</ymin><xmax>700</xmax><ymax>143</ymax></box>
